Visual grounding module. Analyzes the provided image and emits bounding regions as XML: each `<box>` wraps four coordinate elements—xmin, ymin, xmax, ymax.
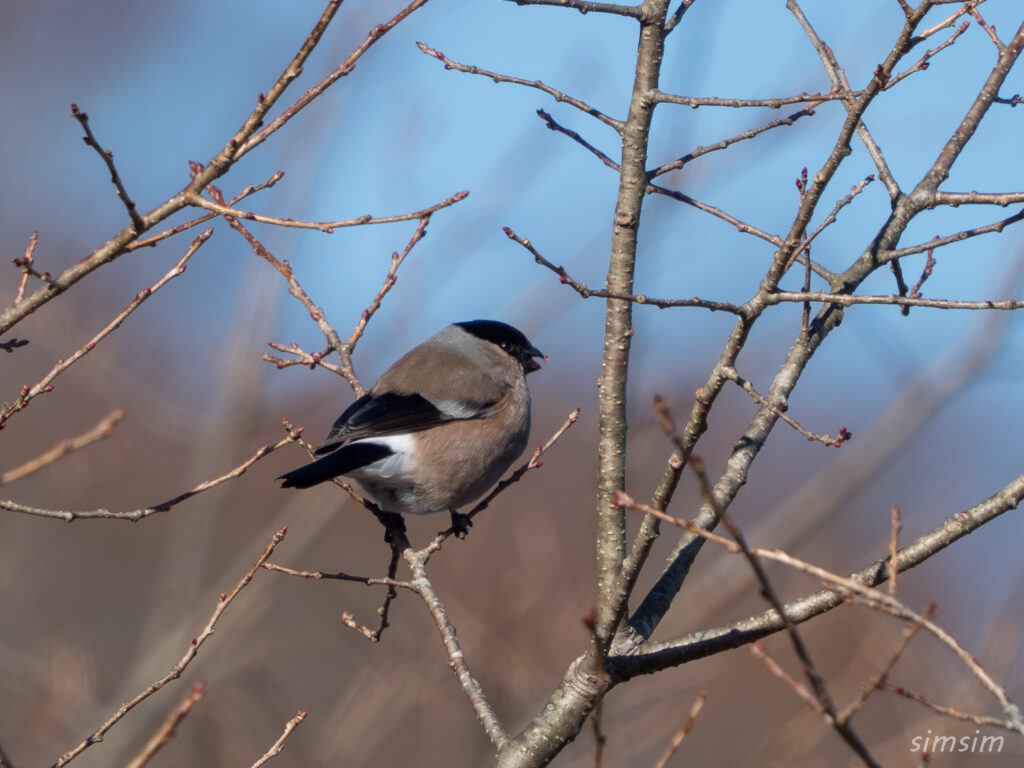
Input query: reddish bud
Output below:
<box><xmin>192</xmin><ymin>638</ymin><xmax>198</xmax><ymax>645</ymax></box>
<box><xmin>219</xmin><ymin>593</ymin><xmax>227</xmax><ymax>601</ymax></box>
<box><xmin>44</xmin><ymin>385</ymin><xmax>54</xmax><ymax>392</ymax></box>
<box><xmin>325</xmin><ymin>227</ymin><xmax>334</xmax><ymax>234</ymax></box>
<box><xmin>559</xmin><ymin>276</ymin><xmax>567</xmax><ymax>284</ymax></box>
<box><xmin>258</xmin><ymin>92</ymin><xmax>265</xmax><ymax>103</ymax></box>
<box><xmin>70</xmin><ymin>103</ymin><xmax>79</xmax><ymax>114</ymax></box>
<box><xmin>245</xmin><ymin>212</ymin><xmax>255</xmax><ymax>220</ymax></box>
<box><xmin>581</xmin><ymin>608</ymin><xmax>597</xmax><ymax>630</ymax></box>
<box><xmin>502</xmin><ymin>226</ymin><xmax>512</xmax><ymax>235</ymax></box>
<box><xmin>362</xmin><ymin>309</ymin><xmax>370</xmax><ymax>319</ymax></box>
<box><xmin>533</xmin><ymin>460</ymin><xmax>543</xmax><ymax>468</ymax></box>
<box><xmin>310</xmin><ymin>311</ymin><xmax>321</xmax><ymax>321</ymax></box>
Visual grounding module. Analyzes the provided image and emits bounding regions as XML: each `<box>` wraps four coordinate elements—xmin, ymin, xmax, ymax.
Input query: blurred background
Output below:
<box><xmin>0</xmin><ymin>0</ymin><xmax>1022</xmax><ymax>764</ymax></box>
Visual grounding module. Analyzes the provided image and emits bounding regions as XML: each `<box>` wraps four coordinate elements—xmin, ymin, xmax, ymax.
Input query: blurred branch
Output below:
<box><xmin>248</xmin><ymin>711</ymin><xmax>307</xmax><ymax>768</ymax></box>
<box><xmin>0</xmin><ymin>433</ymin><xmax>299</xmax><ymax>522</ymax></box>
<box><xmin>52</xmin><ymin>527</ymin><xmax>287</xmax><ymax>767</ymax></box>
<box><xmin>123</xmin><ymin>683</ymin><xmax>206</xmax><ymax>768</ymax></box>
<box><xmin>235</xmin><ymin>0</ymin><xmax>432</xmax><ymax>160</ymax></box>
<box><xmin>882</xmin><ymin>683</ymin><xmax>1021</xmax><ymax>732</ymax></box>
<box><xmin>0</xmin><ymin>409</ymin><xmax>124</xmax><ymax>485</ymax></box>
<box><xmin>0</xmin><ymin>230</ymin><xmax>211</xmax><ymax>425</ymax></box>
<box><xmin>650</xmin><ymin>692</ymin><xmax>706</xmax><ymax>768</ymax></box>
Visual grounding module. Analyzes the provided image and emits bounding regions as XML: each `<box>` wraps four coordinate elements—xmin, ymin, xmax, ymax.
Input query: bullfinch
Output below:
<box><xmin>278</xmin><ymin>320</ymin><xmax>544</xmax><ymax>519</ymax></box>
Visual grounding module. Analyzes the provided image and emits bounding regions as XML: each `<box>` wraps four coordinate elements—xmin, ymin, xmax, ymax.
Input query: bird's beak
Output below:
<box><xmin>525</xmin><ymin>345</ymin><xmax>546</xmax><ymax>373</ymax></box>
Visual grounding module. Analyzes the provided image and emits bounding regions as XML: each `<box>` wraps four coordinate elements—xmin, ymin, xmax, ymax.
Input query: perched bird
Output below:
<box><xmin>279</xmin><ymin>320</ymin><xmax>544</xmax><ymax>522</ymax></box>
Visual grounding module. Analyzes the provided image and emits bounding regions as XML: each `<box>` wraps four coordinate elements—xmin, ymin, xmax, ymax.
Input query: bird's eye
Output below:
<box><xmin>500</xmin><ymin>341</ymin><xmax>511</xmax><ymax>350</ymax></box>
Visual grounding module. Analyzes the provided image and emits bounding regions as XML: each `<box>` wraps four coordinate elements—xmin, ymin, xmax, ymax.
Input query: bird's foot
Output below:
<box><xmin>449</xmin><ymin>509</ymin><xmax>473</xmax><ymax>539</ymax></box>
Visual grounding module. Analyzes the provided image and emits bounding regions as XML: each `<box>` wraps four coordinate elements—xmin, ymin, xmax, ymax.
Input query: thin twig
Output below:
<box><xmin>1</xmin><ymin>434</ymin><xmax>299</xmax><ymax>522</ymax></box>
<box><xmin>123</xmin><ymin>683</ymin><xmax>206</xmax><ymax>768</ymax></box>
<box><xmin>0</xmin><ymin>409</ymin><xmax>125</xmax><ymax>485</ymax></box>
<box><xmin>187</xmin><ymin>190</ymin><xmax>466</xmax><ymax>233</ymax></box>
<box><xmin>650</xmin><ymin>692</ymin><xmax>706</xmax><ymax>768</ymax></box>
<box><xmin>235</xmin><ymin>0</ymin><xmax>432</xmax><ymax>159</ymax></box>
<box><xmin>0</xmin><ymin>230</ymin><xmax>211</xmax><ymax>425</ymax></box>
<box><xmin>749</xmin><ymin>642</ymin><xmax>820</xmax><ymax>711</ymax></box>
<box><xmin>416</xmin><ymin>42</ymin><xmax>623</xmax><ymax>132</ymax></box>
<box><xmin>52</xmin><ymin>527</ymin><xmax>287</xmax><ymax>767</ymax></box>
<box><xmin>767</xmin><ymin>291</ymin><xmax>1024</xmax><ymax>311</ymax></box>
<box><xmin>14</xmin><ymin>230</ymin><xmax>39</xmax><ymax>303</ymax></box>
<box><xmin>839</xmin><ymin>606</ymin><xmax>931</xmax><ymax>723</ymax></box>
<box><xmin>125</xmin><ymin>172</ymin><xmax>285</xmax><ymax>251</ymax></box>
<box><xmin>247</xmin><ymin>710</ymin><xmax>307</xmax><ymax>768</ymax></box>
<box><xmin>882</xmin><ymin>683</ymin><xmax>1018</xmax><ymax>731</ymax></box>
<box><xmin>503</xmin><ymin>227</ymin><xmax>742</xmax><ymax>313</ymax></box>
<box><xmin>888</xmin><ymin>505</ymin><xmax>902</xmax><ymax>592</ymax></box>
<box><xmin>616</xmin><ymin>492</ymin><xmax>1023</xmax><ymax>732</ymax></box>
<box><xmin>719</xmin><ymin>368</ymin><xmax>851</xmax><ymax>447</ymax></box>
<box><xmin>336</xmin><ymin>217</ymin><xmax>432</xmax><ymax>395</ymax></box>
<box><xmin>423</xmin><ymin>407</ymin><xmax>581</xmax><ymax>555</ymax></box>
<box><xmin>70</xmin><ymin>105</ymin><xmax>145</xmax><ymax>231</ymax></box>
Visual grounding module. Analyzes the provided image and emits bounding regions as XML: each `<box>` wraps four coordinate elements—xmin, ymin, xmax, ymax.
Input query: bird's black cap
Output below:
<box><xmin>455</xmin><ymin>320</ymin><xmax>545</xmax><ymax>373</ymax></box>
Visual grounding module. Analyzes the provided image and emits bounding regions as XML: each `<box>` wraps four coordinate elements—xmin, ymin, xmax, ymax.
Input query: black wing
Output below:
<box><xmin>313</xmin><ymin>391</ymin><xmax>498</xmax><ymax>455</ymax></box>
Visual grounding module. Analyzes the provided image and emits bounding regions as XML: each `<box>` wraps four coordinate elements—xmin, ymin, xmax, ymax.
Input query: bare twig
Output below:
<box><xmin>650</xmin><ymin>692</ymin><xmax>706</xmax><ymax>768</ymax></box>
<box><xmin>14</xmin><ymin>230</ymin><xmax>39</xmax><ymax>303</ymax></box>
<box><xmin>70</xmin><ymin>104</ymin><xmax>145</xmax><ymax>231</ymax></box>
<box><xmin>235</xmin><ymin>0</ymin><xmax>432</xmax><ymax>159</ymax></box>
<box><xmin>766</xmin><ymin>291</ymin><xmax>1024</xmax><ymax>311</ymax></box>
<box><xmin>247</xmin><ymin>710</ymin><xmax>307</xmax><ymax>768</ymax></box>
<box><xmin>416</xmin><ymin>42</ymin><xmax>623</xmax><ymax>131</ymax></box>
<box><xmin>839</xmin><ymin>607</ymin><xmax>931</xmax><ymax>723</ymax></box>
<box><xmin>187</xmin><ymin>190</ymin><xmax>466</xmax><ymax>233</ymax></box>
<box><xmin>336</xmin><ymin>217</ymin><xmax>433</xmax><ymax>395</ymax></box>
<box><xmin>882</xmin><ymin>683</ymin><xmax>1018</xmax><ymax>731</ymax></box>
<box><xmin>719</xmin><ymin>368</ymin><xmax>851</xmax><ymax>447</ymax></box>
<box><xmin>0</xmin><ymin>230</ymin><xmax>211</xmax><ymax>425</ymax></box>
<box><xmin>888</xmin><ymin>505</ymin><xmax>902</xmax><ymax>592</ymax></box>
<box><xmin>123</xmin><ymin>683</ymin><xmax>206</xmax><ymax>768</ymax></box>
<box><xmin>0</xmin><ymin>409</ymin><xmax>125</xmax><ymax>485</ymax></box>
<box><xmin>425</xmin><ymin>407</ymin><xmax>581</xmax><ymax>552</ymax></box>
<box><xmin>507</xmin><ymin>0</ymin><xmax>642</xmax><ymax>17</ymax></box>
<box><xmin>648</xmin><ymin>105</ymin><xmax>821</xmax><ymax>179</ymax></box>
<box><xmin>52</xmin><ymin>527</ymin><xmax>287</xmax><ymax>767</ymax></box>
<box><xmin>1</xmin><ymin>433</ymin><xmax>298</xmax><ymax>522</ymax></box>
<box><xmin>616</xmin><ymin>491</ymin><xmax>1024</xmax><ymax>732</ymax></box>
<box><xmin>126</xmin><ymin>172</ymin><xmax>284</xmax><ymax>251</ymax></box>
<box><xmin>504</xmin><ymin>227</ymin><xmax>742</xmax><ymax>313</ymax></box>
<box><xmin>749</xmin><ymin>643</ymin><xmax>820</xmax><ymax>711</ymax></box>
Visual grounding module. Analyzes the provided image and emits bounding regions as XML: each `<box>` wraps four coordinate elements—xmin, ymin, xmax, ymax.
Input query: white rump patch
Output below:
<box><xmin>354</xmin><ymin>434</ymin><xmax>416</xmax><ymax>479</ymax></box>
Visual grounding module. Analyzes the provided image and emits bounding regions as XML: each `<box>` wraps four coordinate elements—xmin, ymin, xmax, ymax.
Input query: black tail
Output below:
<box><xmin>278</xmin><ymin>442</ymin><xmax>393</xmax><ymax>489</ymax></box>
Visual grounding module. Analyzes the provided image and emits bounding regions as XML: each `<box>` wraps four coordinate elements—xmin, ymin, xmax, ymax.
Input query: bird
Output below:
<box><xmin>278</xmin><ymin>320</ymin><xmax>544</xmax><ymax>525</ymax></box>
